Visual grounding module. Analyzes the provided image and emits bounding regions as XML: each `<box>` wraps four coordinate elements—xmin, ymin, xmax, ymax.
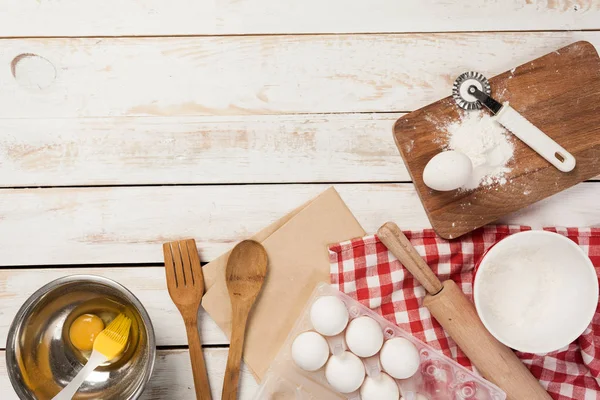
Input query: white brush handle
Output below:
<box><xmin>52</xmin><ymin>351</ymin><xmax>108</xmax><ymax>400</ymax></box>
<box><xmin>494</xmin><ymin>102</ymin><xmax>576</xmax><ymax>172</ymax></box>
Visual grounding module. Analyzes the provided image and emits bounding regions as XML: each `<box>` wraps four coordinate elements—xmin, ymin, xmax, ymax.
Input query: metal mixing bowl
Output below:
<box><xmin>6</xmin><ymin>275</ymin><xmax>156</xmax><ymax>400</ymax></box>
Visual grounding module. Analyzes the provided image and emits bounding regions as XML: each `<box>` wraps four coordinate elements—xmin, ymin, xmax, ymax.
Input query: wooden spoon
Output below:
<box><xmin>222</xmin><ymin>240</ymin><xmax>268</xmax><ymax>400</ymax></box>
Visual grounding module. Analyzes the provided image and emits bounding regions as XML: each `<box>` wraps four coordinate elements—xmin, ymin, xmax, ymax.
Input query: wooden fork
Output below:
<box><xmin>163</xmin><ymin>239</ymin><xmax>212</xmax><ymax>400</ymax></box>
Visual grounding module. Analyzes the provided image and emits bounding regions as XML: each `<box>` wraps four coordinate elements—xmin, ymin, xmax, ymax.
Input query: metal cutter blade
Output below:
<box><xmin>452</xmin><ymin>71</ymin><xmax>491</xmax><ymax>110</ymax></box>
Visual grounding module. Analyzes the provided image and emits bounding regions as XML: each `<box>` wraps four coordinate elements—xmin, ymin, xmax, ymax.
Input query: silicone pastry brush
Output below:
<box><xmin>53</xmin><ymin>313</ymin><xmax>132</xmax><ymax>400</ymax></box>
<box><xmin>453</xmin><ymin>71</ymin><xmax>576</xmax><ymax>172</ymax></box>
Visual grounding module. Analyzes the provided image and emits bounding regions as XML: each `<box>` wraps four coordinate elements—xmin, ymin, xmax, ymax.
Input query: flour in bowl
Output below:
<box><xmin>474</xmin><ymin>231</ymin><xmax>599</xmax><ymax>354</ymax></box>
<box><xmin>445</xmin><ymin>111</ymin><xmax>514</xmax><ymax>189</ymax></box>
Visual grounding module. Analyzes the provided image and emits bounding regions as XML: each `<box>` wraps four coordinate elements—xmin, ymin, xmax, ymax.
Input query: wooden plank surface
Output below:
<box><xmin>2</xmin><ymin>2</ymin><xmax>600</xmax><ymax>399</ymax></box>
<box><xmin>1</xmin><ymin>33</ymin><xmax>599</xmax><ymax>119</ymax></box>
<box><xmin>0</xmin><ymin>349</ymin><xmax>259</xmax><ymax>400</ymax></box>
<box><xmin>1</xmin><ymin>0</ymin><xmax>598</xmax><ymax>37</ymax></box>
<box><xmin>0</xmin><ymin>267</ymin><xmax>226</xmax><ymax>347</ymax></box>
<box><xmin>1</xmin><ymin>183</ymin><xmax>599</xmax><ymax>266</ymax></box>
<box><xmin>3</xmin><ymin>113</ymin><xmax>600</xmax><ymax>188</ymax></box>
<box><xmin>0</xmin><ymin>114</ymin><xmax>404</xmax><ymax>187</ymax></box>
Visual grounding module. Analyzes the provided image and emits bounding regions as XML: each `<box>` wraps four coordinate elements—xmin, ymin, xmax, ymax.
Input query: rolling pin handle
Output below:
<box><xmin>377</xmin><ymin>222</ymin><xmax>443</xmax><ymax>295</ymax></box>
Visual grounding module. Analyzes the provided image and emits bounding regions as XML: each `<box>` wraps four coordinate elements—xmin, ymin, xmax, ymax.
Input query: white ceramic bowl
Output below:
<box><xmin>473</xmin><ymin>230</ymin><xmax>598</xmax><ymax>354</ymax></box>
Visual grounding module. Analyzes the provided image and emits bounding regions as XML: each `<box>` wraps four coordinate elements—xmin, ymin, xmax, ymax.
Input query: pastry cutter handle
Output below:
<box><xmin>494</xmin><ymin>102</ymin><xmax>576</xmax><ymax>172</ymax></box>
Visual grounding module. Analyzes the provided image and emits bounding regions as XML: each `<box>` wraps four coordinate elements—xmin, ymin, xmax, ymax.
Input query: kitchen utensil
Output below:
<box><xmin>393</xmin><ymin>41</ymin><xmax>600</xmax><ymax>239</ymax></box>
<box><xmin>473</xmin><ymin>230</ymin><xmax>598</xmax><ymax>354</ymax></box>
<box><xmin>163</xmin><ymin>239</ymin><xmax>212</xmax><ymax>400</ymax></box>
<box><xmin>223</xmin><ymin>240</ymin><xmax>268</xmax><ymax>400</ymax></box>
<box><xmin>377</xmin><ymin>222</ymin><xmax>551</xmax><ymax>400</ymax></box>
<box><xmin>453</xmin><ymin>71</ymin><xmax>576</xmax><ymax>172</ymax></box>
<box><xmin>53</xmin><ymin>313</ymin><xmax>132</xmax><ymax>400</ymax></box>
<box><xmin>6</xmin><ymin>275</ymin><xmax>155</xmax><ymax>400</ymax></box>
<box><xmin>201</xmin><ymin>187</ymin><xmax>366</xmax><ymax>381</ymax></box>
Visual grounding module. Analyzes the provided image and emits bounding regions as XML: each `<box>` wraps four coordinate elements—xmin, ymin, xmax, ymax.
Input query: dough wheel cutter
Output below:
<box><xmin>452</xmin><ymin>71</ymin><xmax>576</xmax><ymax>172</ymax></box>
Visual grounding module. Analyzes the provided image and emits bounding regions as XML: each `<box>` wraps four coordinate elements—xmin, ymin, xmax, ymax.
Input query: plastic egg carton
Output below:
<box><xmin>253</xmin><ymin>283</ymin><xmax>506</xmax><ymax>400</ymax></box>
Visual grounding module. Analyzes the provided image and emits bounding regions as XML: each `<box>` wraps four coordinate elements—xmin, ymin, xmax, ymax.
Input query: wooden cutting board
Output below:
<box><xmin>393</xmin><ymin>41</ymin><xmax>600</xmax><ymax>239</ymax></box>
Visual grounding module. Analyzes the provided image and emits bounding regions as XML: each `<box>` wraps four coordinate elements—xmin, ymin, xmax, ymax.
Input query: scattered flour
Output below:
<box><xmin>445</xmin><ymin>111</ymin><xmax>514</xmax><ymax>190</ymax></box>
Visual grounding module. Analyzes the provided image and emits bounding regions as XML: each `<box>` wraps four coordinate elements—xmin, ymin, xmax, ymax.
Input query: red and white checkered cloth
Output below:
<box><xmin>329</xmin><ymin>226</ymin><xmax>600</xmax><ymax>400</ymax></box>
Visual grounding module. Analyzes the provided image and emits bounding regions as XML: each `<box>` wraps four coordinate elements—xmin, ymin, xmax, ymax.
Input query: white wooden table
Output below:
<box><xmin>1</xmin><ymin>2</ymin><xmax>599</xmax><ymax>398</ymax></box>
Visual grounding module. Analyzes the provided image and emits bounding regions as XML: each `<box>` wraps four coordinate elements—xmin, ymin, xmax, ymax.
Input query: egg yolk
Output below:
<box><xmin>69</xmin><ymin>314</ymin><xmax>104</xmax><ymax>351</ymax></box>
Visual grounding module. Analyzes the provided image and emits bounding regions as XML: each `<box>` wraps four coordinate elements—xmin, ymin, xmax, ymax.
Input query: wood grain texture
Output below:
<box><xmin>0</xmin><ymin>267</ymin><xmax>228</xmax><ymax>347</ymax></box>
<box><xmin>0</xmin><ymin>349</ymin><xmax>258</xmax><ymax>400</ymax></box>
<box><xmin>377</xmin><ymin>222</ymin><xmax>443</xmax><ymax>295</ymax></box>
<box><xmin>1</xmin><ymin>33</ymin><xmax>600</xmax><ymax>119</ymax></box>
<box><xmin>164</xmin><ymin>239</ymin><xmax>212</xmax><ymax>400</ymax></box>
<box><xmin>2</xmin><ymin>2</ymin><xmax>599</xmax><ymax>399</ymax></box>
<box><xmin>394</xmin><ymin>41</ymin><xmax>600</xmax><ymax>239</ymax></box>
<box><xmin>2</xmin><ymin>113</ymin><xmax>600</xmax><ymax>188</ymax></box>
<box><xmin>1</xmin><ymin>183</ymin><xmax>600</xmax><ymax>266</ymax></box>
<box><xmin>1</xmin><ymin>0</ymin><xmax>598</xmax><ymax>37</ymax></box>
<box><xmin>0</xmin><ymin>114</ymin><xmax>404</xmax><ymax>187</ymax></box>
<box><xmin>223</xmin><ymin>241</ymin><xmax>267</xmax><ymax>400</ymax></box>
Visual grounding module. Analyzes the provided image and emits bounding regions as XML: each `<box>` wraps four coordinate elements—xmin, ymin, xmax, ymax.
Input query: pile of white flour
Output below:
<box><xmin>478</xmin><ymin>251</ymin><xmax>559</xmax><ymax>331</ymax></box>
<box><xmin>445</xmin><ymin>111</ymin><xmax>514</xmax><ymax>190</ymax></box>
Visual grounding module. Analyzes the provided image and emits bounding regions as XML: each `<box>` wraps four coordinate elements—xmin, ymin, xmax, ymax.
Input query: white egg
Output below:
<box><xmin>345</xmin><ymin>316</ymin><xmax>384</xmax><ymax>357</ymax></box>
<box><xmin>422</xmin><ymin>150</ymin><xmax>473</xmax><ymax>191</ymax></box>
<box><xmin>380</xmin><ymin>338</ymin><xmax>420</xmax><ymax>379</ymax></box>
<box><xmin>360</xmin><ymin>373</ymin><xmax>400</xmax><ymax>400</ymax></box>
<box><xmin>325</xmin><ymin>351</ymin><xmax>365</xmax><ymax>393</ymax></box>
<box><xmin>310</xmin><ymin>296</ymin><xmax>349</xmax><ymax>336</ymax></box>
<box><xmin>291</xmin><ymin>331</ymin><xmax>330</xmax><ymax>371</ymax></box>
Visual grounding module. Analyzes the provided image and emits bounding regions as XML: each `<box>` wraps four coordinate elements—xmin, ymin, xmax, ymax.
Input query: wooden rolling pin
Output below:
<box><xmin>377</xmin><ymin>222</ymin><xmax>551</xmax><ymax>400</ymax></box>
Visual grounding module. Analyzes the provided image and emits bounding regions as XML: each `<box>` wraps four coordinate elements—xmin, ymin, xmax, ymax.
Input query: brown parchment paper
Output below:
<box><xmin>201</xmin><ymin>187</ymin><xmax>365</xmax><ymax>380</ymax></box>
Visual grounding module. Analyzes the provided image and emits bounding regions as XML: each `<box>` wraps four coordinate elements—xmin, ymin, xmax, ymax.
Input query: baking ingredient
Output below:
<box><xmin>446</xmin><ymin>111</ymin><xmax>514</xmax><ymax>189</ymax></box>
<box><xmin>380</xmin><ymin>338</ymin><xmax>420</xmax><ymax>379</ymax></box>
<box><xmin>360</xmin><ymin>373</ymin><xmax>400</xmax><ymax>400</ymax></box>
<box><xmin>325</xmin><ymin>351</ymin><xmax>365</xmax><ymax>393</ymax></box>
<box><xmin>478</xmin><ymin>253</ymin><xmax>551</xmax><ymax>336</ymax></box>
<box><xmin>310</xmin><ymin>296</ymin><xmax>349</xmax><ymax>336</ymax></box>
<box><xmin>423</xmin><ymin>150</ymin><xmax>473</xmax><ymax>191</ymax></box>
<box><xmin>291</xmin><ymin>331</ymin><xmax>330</xmax><ymax>371</ymax></box>
<box><xmin>69</xmin><ymin>313</ymin><xmax>104</xmax><ymax>351</ymax></box>
<box><xmin>475</xmin><ymin>231</ymin><xmax>599</xmax><ymax>353</ymax></box>
<box><xmin>54</xmin><ymin>314</ymin><xmax>132</xmax><ymax>400</ymax></box>
<box><xmin>345</xmin><ymin>316</ymin><xmax>384</xmax><ymax>357</ymax></box>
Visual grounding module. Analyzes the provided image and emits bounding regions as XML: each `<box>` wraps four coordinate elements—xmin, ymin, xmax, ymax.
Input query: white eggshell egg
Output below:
<box><xmin>291</xmin><ymin>331</ymin><xmax>330</xmax><ymax>371</ymax></box>
<box><xmin>422</xmin><ymin>150</ymin><xmax>473</xmax><ymax>191</ymax></box>
<box><xmin>325</xmin><ymin>351</ymin><xmax>365</xmax><ymax>393</ymax></box>
<box><xmin>310</xmin><ymin>296</ymin><xmax>349</xmax><ymax>336</ymax></box>
<box><xmin>380</xmin><ymin>338</ymin><xmax>420</xmax><ymax>379</ymax></box>
<box><xmin>345</xmin><ymin>316</ymin><xmax>384</xmax><ymax>357</ymax></box>
<box><xmin>360</xmin><ymin>373</ymin><xmax>400</xmax><ymax>400</ymax></box>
